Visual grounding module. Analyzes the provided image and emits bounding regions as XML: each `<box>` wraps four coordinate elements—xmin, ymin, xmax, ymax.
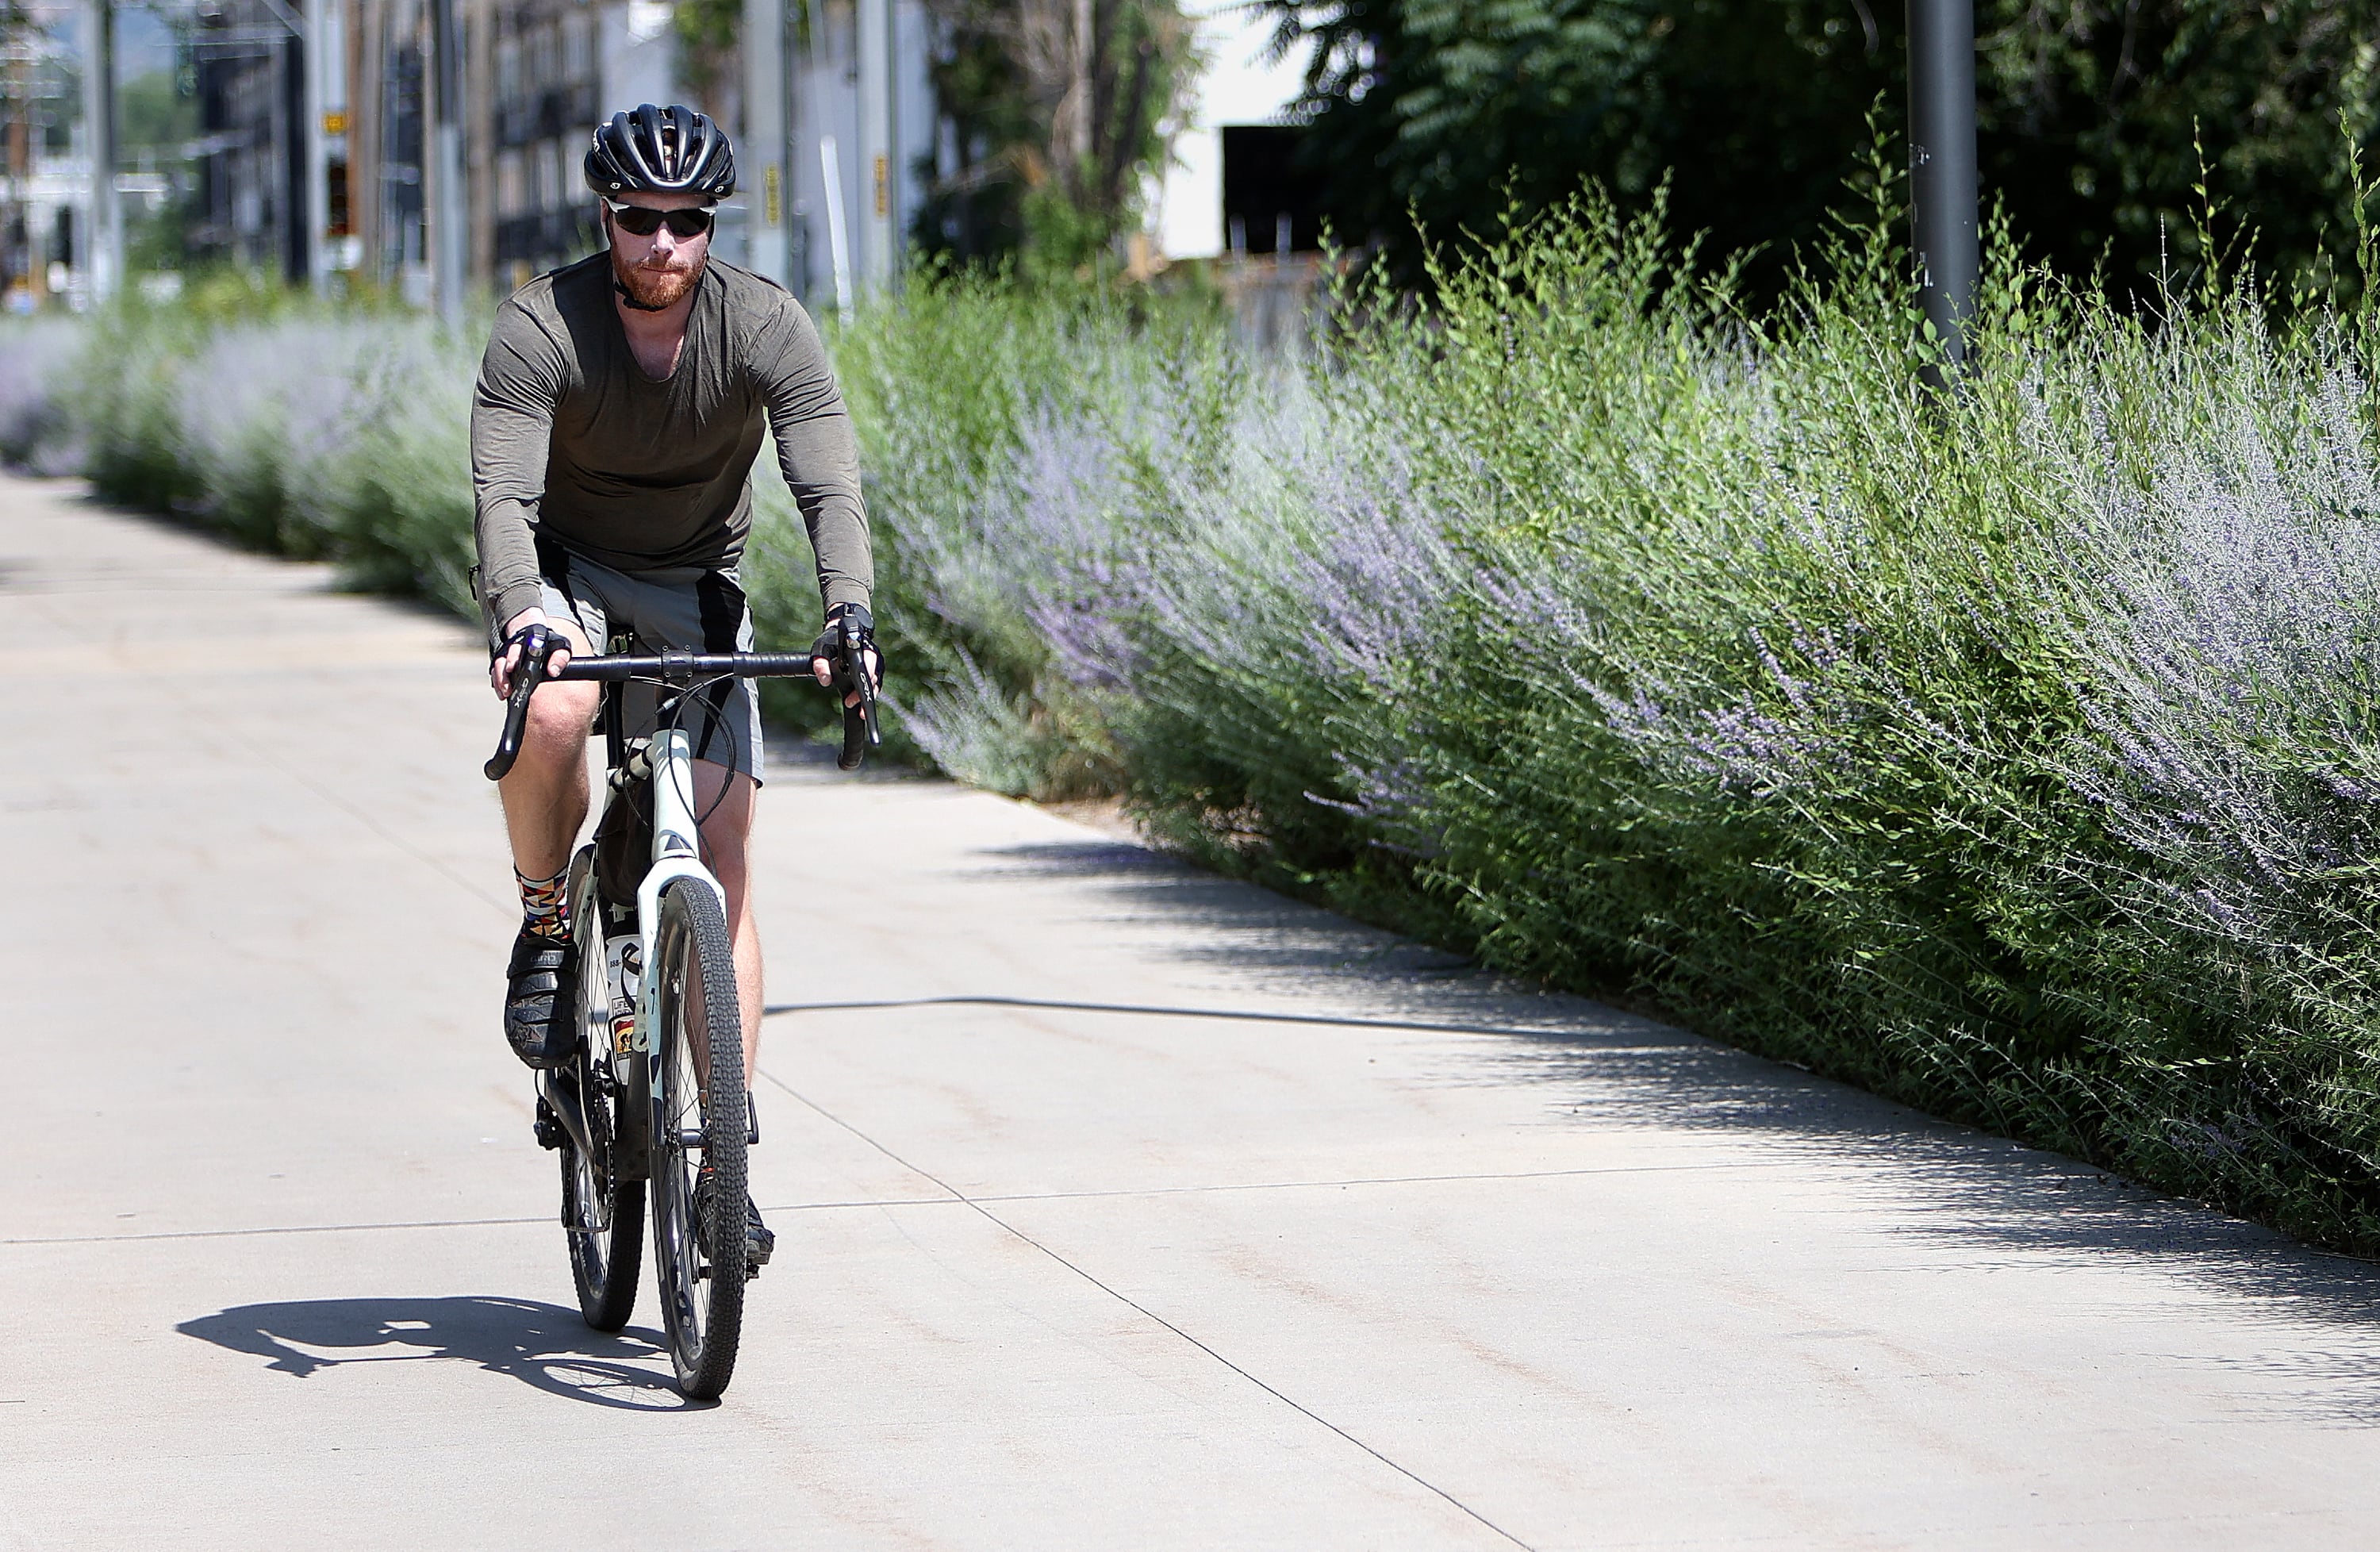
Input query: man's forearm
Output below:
<box><xmin>476</xmin><ymin>495</ymin><xmax>547</xmax><ymax>630</ymax></box>
<box><xmin>760</xmin><ymin>300</ymin><xmax>874</xmax><ymax>613</ymax></box>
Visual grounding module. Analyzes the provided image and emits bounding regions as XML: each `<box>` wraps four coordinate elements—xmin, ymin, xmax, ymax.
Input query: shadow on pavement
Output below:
<box><xmin>178</xmin><ymin>1297</ymin><xmax>695</xmax><ymax>1410</ymax></box>
<box><xmin>965</xmin><ymin>837</ymin><xmax>2380</xmax><ymax>1421</ymax></box>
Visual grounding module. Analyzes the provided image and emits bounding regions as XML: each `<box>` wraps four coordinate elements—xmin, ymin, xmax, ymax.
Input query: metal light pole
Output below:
<box><xmin>743</xmin><ymin>0</ymin><xmax>787</xmax><ymax>283</ymax></box>
<box><xmin>302</xmin><ymin>0</ymin><xmax>332</xmax><ymax>290</ymax></box>
<box><xmin>81</xmin><ymin>0</ymin><xmax>117</xmax><ymax>304</ymax></box>
<box><xmin>428</xmin><ymin>0</ymin><xmax>465</xmax><ymax>322</ymax></box>
<box><xmin>1907</xmin><ymin>0</ymin><xmax>1977</xmax><ymax>373</ymax></box>
<box><xmin>281</xmin><ymin>25</ymin><xmax>308</xmax><ymax>282</ymax></box>
<box><xmin>854</xmin><ymin>0</ymin><xmax>892</xmax><ymax>294</ymax></box>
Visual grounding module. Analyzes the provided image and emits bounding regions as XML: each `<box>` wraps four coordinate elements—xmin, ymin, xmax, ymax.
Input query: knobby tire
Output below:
<box><xmin>651</xmin><ymin>878</ymin><xmax>747</xmax><ymax>1400</ymax></box>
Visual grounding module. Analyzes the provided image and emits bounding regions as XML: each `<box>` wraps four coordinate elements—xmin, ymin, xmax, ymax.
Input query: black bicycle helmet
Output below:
<box><xmin>584</xmin><ymin>104</ymin><xmax>736</xmax><ymax>200</ymax></box>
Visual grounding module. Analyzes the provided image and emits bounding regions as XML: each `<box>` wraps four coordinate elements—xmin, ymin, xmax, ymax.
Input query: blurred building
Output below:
<box><xmin>346</xmin><ymin>0</ymin><xmax>421</xmax><ymax>289</ymax></box>
<box><xmin>363</xmin><ymin>0</ymin><xmax>939</xmax><ymax>305</ymax></box>
<box><xmin>4</xmin><ymin>2</ymin><xmax>80</xmax><ymax>309</ymax></box>
<box><xmin>1150</xmin><ymin>0</ymin><xmax>1308</xmax><ymax>263</ymax></box>
<box><xmin>484</xmin><ymin>0</ymin><xmax>602</xmax><ymax>282</ymax></box>
<box><xmin>338</xmin><ymin>0</ymin><xmax>669</xmax><ymax>298</ymax></box>
<box><xmin>1146</xmin><ymin>0</ymin><xmax>1322</xmax><ymax>346</ymax></box>
<box><xmin>779</xmin><ymin>0</ymin><xmax>933</xmax><ymax>303</ymax></box>
<box><xmin>66</xmin><ymin>0</ymin><xmax>935</xmax><ymax>306</ymax></box>
<box><xmin>189</xmin><ymin>0</ymin><xmax>310</xmax><ymax>277</ymax></box>
<box><xmin>171</xmin><ymin>0</ymin><xmax>662</xmax><ymax>297</ymax></box>
<box><xmin>33</xmin><ymin>0</ymin><xmax>1316</xmax><ymax>316</ymax></box>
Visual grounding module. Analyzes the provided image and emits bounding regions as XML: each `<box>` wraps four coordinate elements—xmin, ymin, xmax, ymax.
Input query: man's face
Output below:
<box><xmin>604</xmin><ymin>190</ymin><xmax>713</xmax><ymax>311</ymax></box>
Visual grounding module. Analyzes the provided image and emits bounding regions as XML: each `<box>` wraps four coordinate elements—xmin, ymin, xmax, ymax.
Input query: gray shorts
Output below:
<box><xmin>518</xmin><ymin>551</ymin><xmax>766</xmax><ymax>782</ymax></box>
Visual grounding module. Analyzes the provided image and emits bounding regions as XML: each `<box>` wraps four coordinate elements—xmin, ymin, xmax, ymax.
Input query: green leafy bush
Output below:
<box><xmin>17</xmin><ymin>203</ymin><xmax>2380</xmax><ymax>1253</ymax></box>
<box><xmin>832</xmin><ymin>189</ymin><xmax>2380</xmax><ymax>1252</ymax></box>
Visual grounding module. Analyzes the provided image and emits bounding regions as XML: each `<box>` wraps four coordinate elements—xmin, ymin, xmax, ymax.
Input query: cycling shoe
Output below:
<box><xmin>746</xmin><ymin>1195</ymin><xmax>774</xmax><ymax>1275</ymax></box>
<box><xmin>502</xmin><ymin>926</ymin><xmax>581</xmax><ymax>1070</ymax></box>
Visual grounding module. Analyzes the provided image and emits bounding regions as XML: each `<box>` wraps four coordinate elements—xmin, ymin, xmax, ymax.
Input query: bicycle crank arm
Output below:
<box><xmin>536</xmin><ymin>1068</ymin><xmax>599</xmax><ymax>1166</ymax></box>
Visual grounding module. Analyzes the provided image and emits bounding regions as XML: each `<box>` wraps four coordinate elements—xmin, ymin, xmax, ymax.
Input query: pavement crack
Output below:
<box><xmin>1</xmin><ymin>1213</ymin><xmax>551</xmax><ymax>1247</ymax></box>
<box><xmin>766</xmin><ymin>993</ymin><xmax>1673</xmax><ymax>1049</ymax></box>
<box><xmin>959</xmin><ymin>1158</ymin><xmax>1786</xmax><ymax>1204</ymax></box>
<box><xmin>758</xmin><ymin>1067</ymin><xmax>1538</xmax><ymax>1550</ymax></box>
<box><xmin>277</xmin><ymin>763</ymin><xmax>514</xmax><ymax>918</ymax></box>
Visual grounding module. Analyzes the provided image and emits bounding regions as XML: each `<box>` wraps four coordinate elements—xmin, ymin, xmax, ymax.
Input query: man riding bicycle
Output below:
<box><xmin>471</xmin><ymin>103</ymin><xmax>880</xmax><ymax>1271</ymax></box>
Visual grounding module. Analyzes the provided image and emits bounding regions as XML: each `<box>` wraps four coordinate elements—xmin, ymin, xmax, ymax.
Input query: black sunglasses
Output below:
<box><xmin>604</xmin><ymin>199</ymin><xmax>716</xmax><ymax>239</ymax></box>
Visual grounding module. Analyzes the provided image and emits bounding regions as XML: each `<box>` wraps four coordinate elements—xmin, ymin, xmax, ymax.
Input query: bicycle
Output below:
<box><xmin>482</xmin><ymin>617</ymin><xmax>877</xmax><ymax>1400</ymax></box>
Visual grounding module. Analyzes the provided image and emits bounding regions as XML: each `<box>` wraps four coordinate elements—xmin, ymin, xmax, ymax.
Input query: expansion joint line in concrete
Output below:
<box><xmin>757</xmin><ymin>1066</ymin><xmax>1538</xmax><ymax>1551</ymax></box>
<box><xmin>766</xmin><ymin>993</ymin><xmax>1669</xmax><ymax>1048</ymax></box>
<box><xmin>277</xmin><ymin>762</ymin><xmax>516</xmax><ymax>919</ymax></box>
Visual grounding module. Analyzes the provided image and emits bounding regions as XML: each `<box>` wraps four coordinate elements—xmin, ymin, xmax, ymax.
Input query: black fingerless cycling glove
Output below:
<box><xmin>811</xmin><ymin>605</ymin><xmax>882</xmax><ymax>690</ymax></box>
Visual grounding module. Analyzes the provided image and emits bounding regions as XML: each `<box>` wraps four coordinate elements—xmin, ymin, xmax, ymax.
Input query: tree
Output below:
<box><xmin>674</xmin><ymin>0</ymin><xmax>743</xmax><ymax>133</ymax></box>
<box><xmin>1263</xmin><ymin>0</ymin><xmax>2380</xmax><ymax>298</ymax></box>
<box><xmin>1975</xmin><ymin>0</ymin><xmax>2380</xmax><ymax>296</ymax></box>
<box><xmin>917</xmin><ymin>0</ymin><xmax>1195</xmax><ymax>269</ymax></box>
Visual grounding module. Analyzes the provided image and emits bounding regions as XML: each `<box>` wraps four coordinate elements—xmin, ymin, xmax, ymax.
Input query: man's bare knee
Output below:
<box><xmin>522</xmin><ymin>682</ymin><xmax>600</xmax><ymax>755</ymax></box>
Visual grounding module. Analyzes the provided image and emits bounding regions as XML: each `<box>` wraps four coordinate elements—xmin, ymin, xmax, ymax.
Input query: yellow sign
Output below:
<box><xmin>764</xmin><ymin>165</ymin><xmax>781</xmax><ymax>227</ymax></box>
<box><xmin>873</xmin><ymin>156</ymin><xmax>889</xmax><ymax>219</ymax></box>
<box><xmin>323</xmin><ymin>111</ymin><xmax>348</xmax><ymax>135</ymax></box>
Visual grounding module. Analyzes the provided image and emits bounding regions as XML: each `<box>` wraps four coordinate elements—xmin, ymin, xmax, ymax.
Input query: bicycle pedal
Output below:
<box><xmin>532</xmin><ymin>1098</ymin><xmax>565</xmax><ymax>1151</ymax></box>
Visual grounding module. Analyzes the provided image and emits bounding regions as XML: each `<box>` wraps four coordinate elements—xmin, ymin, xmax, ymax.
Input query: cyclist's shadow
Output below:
<box><xmin>178</xmin><ymin>1296</ymin><xmax>696</xmax><ymax>1409</ymax></box>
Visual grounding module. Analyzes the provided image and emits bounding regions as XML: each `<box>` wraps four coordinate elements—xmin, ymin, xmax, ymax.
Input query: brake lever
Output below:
<box><xmin>837</xmin><ymin>616</ymin><xmax>881</xmax><ymax>772</ymax></box>
<box><xmin>484</xmin><ymin>624</ymin><xmax>559</xmax><ymax>782</ymax></box>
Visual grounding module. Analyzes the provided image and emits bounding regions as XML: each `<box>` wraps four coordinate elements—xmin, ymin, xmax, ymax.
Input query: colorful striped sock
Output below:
<box><xmin>516</xmin><ymin>866</ymin><xmax>571</xmax><ymax>940</ymax></box>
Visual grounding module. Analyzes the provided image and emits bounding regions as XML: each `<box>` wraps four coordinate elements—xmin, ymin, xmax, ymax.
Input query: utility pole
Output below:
<box><xmin>81</xmin><ymin>0</ymin><xmax>116</xmax><ymax>304</ymax></box>
<box><xmin>281</xmin><ymin>24</ymin><xmax>307</xmax><ymax>282</ymax></box>
<box><xmin>428</xmin><ymin>0</ymin><xmax>465</xmax><ymax>321</ymax></box>
<box><xmin>743</xmin><ymin>0</ymin><xmax>786</xmax><ymax>283</ymax></box>
<box><xmin>1068</xmin><ymin>0</ymin><xmax>1089</xmax><ymax>167</ymax></box>
<box><xmin>7</xmin><ymin>21</ymin><xmax>33</xmax><ymax>304</ymax></box>
<box><xmin>795</xmin><ymin>0</ymin><xmax>814</xmax><ymax>300</ymax></box>
<box><xmin>1907</xmin><ymin>0</ymin><xmax>1977</xmax><ymax>374</ymax></box>
<box><xmin>302</xmin><ymin>0</ymin><xmax>331</xmax><ymax>290</ymax></box>
<box><xmin>854</xmin><ymin>0</ymin><xmax>891</xmax><ymax>294</ymax></box>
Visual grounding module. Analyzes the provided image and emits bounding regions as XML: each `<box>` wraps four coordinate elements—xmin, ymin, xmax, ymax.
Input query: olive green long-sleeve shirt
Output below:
<box><xmin>470</xmin><ymin>252</ymin><xmax>873</xmax><ymax>630</ymax></box>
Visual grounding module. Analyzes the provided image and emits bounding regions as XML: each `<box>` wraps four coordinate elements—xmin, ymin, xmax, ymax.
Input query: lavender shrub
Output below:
<box><xmin>823</xmin><ymin>198</ymin><xmax>2380</xmax><ymax>1248</ymax></box>
<box><xmin>0</xmin><ymin>319</ymin><xmax>86</xmax><ymax>472</ymax></box>
<box><xmin>823</xmin><ymin>274</ymin><xmax>1238</xmax><ymax>789</ymax></box>
<box><xmin>27</xmin><ymin>229</ymin><xmax>2380</xmax><ymax>1248</ymax></box>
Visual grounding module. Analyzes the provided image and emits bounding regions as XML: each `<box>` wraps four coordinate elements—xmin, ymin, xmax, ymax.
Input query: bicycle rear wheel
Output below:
<box><xmin>562</xmin><ymin>847</ymin><xmax>643</xmax><ymax>1331</ymax></box>
<box><xmin>648</xmin><ymin>877</ymin><xmax>747</xmax><ymax>1399</ymax></box>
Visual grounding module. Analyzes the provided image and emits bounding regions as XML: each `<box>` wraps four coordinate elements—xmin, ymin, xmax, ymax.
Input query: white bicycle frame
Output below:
<box><xmin>624</xmin><ymin>724</ymin><xmax>727</xmax><ymax>1061</ymax></box>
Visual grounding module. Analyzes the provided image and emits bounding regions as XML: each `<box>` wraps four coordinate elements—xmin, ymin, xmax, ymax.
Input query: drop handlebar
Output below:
<box><xmin>483</xmin><ymin>628</ymin><xmax>877</xmax><ymax>781</ymax></box>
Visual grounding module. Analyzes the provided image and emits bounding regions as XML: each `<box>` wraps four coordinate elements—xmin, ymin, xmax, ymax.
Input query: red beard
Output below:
<box><xmin>612</xmin><ymin>245</ymin><xmax>702</xmax><ymax>309</ymax></box>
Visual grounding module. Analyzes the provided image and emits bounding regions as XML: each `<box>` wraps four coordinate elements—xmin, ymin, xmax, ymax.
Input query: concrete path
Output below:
<box><xmin>6</xmin><ymin>473</ymin><xmax>2380</xmax><ymax>1550</ymax></box>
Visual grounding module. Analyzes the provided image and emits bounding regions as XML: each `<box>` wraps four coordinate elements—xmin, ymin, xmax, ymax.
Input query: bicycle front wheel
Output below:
<box><xmin>648</xmin><ymin>877</ymin><xmax>747</xmax><ymax>1400</ymax></box>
